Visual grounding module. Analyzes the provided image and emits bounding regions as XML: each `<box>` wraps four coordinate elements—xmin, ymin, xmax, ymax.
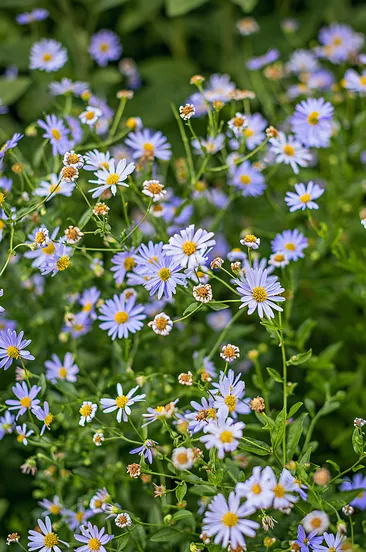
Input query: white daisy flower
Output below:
<box><xmin>89</xmin><ymin>159</ymin><xmax>135</xmax><ymax>198</ymax></box>
<box><xmin>100</xmin><ymin>383</ymin><xmax>146</xmax><ymax>423</ymax></box>
<box><xmin>142</xmin><ymin>179</ymin><xmax>166</xmax><ymax>201</ymax></box>
<box><xmin>148</xmin><ymin>312</ymin><xmax>173</xmax><ymax>336</ymax></box>
<box><xmin>30</xmin><ymin>40</ymin><xmax>67</xmax><ymax>72</ymax></box>
<box><xmin>79</xmin><ymin>106</ymin><xmax>102</xmax><ymax>126</ymax></box>
<box><xmin>115</xmin><ymin>513</ymin><xmax>132</xmax><ymax>528</ymax></box>
<box><xmin>79</xmin><ymin>401</ymin><xmax>97</xmax><ymax>426</ymax></box>
<box><xmin>268</xmin><ymin>251</ymin><xmax>289</xmax><ymax>268</ymax></box>
<box><xmin>236</xmin><ymin>466</ymin><xmax>276</xmax><ymax>509</ymax></box>
<box><xmin>28</xmin><ymin>516</ymin><xmax>68</xmax><ymax>552</ymax></box>
<box><xmin>302</xmin><ymin>510</ymin><xmax>330</xmax><ymax>535</ymax></box>
<box><xmin>193</xmin><ymin>283</ymin><xmax>213</xmax><ymax>303</ymax></box>
<box><xmin>163</xmin><ymin>224</ymin><xmax>216</xmax><ymax>270</ymax></box>
<box><xmin>63</xmin><ymin>150</ymin><xmax>84</xmax><ymax>169</ymax></box>
<box><xmin>240</xmin><ymin>234</ymin><xmax>260</xmax><ymax>250</ymax></box>
<box><xmin>269</xmin><ymin>131</ymin><xmax>312</xmax><ymax>175</ymax></box>
<box><xmin>172</xmin><ymin>447</ymin><xmax>195</xmax><ymax>470</ymax></box>
<box><xmin>200</xmin><ymin>409</ymin><xmax>244</xmax><ymax>459</ymax></box>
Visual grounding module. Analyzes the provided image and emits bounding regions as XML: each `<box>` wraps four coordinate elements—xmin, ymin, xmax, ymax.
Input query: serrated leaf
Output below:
<box><xmin>266</xmin><ymin>367</ymin><xmax>282</xmax><ymax>383</ymax></box>
<box><xmin>287</xmin><ymin>349</ymin><xmax>312</xmax><ymax>366</ymax></box>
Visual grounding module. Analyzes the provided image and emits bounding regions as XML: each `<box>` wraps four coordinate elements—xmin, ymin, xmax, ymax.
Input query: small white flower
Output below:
<box><xmin>100</xmin><ymin>383</ymin><xmax>146</xmax><ymax>423</ymax></box>
<box><xmin>93</xmin><ymin>432</ymin><xmax>104</xmax><ymax>446</ymax></box>
<box><xmin>79</xmin><ymin>401</ymin><xmax>97</xmax><ymax>426</ymax></box>
<box><xmin>268</xmin><ymin>251</ymin><xmax>289</xmax><ymax>268</ymax></box>
<box><xmin>240</xmin><ymin>234</ymin><xmax>260</xmax><ymax>249</ymax></box>
<box><xmin>64</xmin><ymin>226</ymin><xmax>83</xmax><ymax>244</ymax></box>
<box><xmin>148</xmin><ymin>312</ymin><xmax>173</xmax><ymax>336</ymax></box>
<box><xmin>60</xmin><ymin>165</ymin><xmax>79</xmax><ymax>182</ymax></box>
<box><xmin>220</xmin><ymin>344</ymin><xmax>240</xmax><ymax>363</ymax></box>
<box><xmin>34</xmin><ymin>227</ymin><xmax>50</xmax><ymax>249</ymax></box>
<box><xmin>178</xmin><ymin>371</ymin><xmax>193</xmax><ymax>386</ymax></box>
<box><xmin>172</xmin><ymin>447</ymin><xmax>195</xmax><ymax>470</ymax></box>
<box><xmin>302</xmin><ymin>510</ymin><xmax>330</xmax><ymax>535</ymax></box>
<box><xmin>193</xmin><ymin>283</ymin><xmax>213</xmax><ymax>303</ymax></box>
<box><xmin>142</xmin><ymin>179</ymin><xmax>166</xmax><ymax>202</ymax></box>
<box><xmin>228</xmin><ymin>112</ymin><xmax>248</xmax><ymax>137</ymax></box>
<box><xmin>179</xmin><ymin>104</ymin><xmax>195</xmax><ymax>120</ymax></box>
<box><xmin>63</xmin><ymin>150</ymin><xmax>84</xmax><ymax>169</ymax></box>
<box><xmin>115</xmin><ymin>513</ymin><xmax>132</xmax><ymax>528</ymax></box>
<box><xmin>80</xmin><ymin>106</ymin><xmax>102</xmax><ymax>126</ymax></box>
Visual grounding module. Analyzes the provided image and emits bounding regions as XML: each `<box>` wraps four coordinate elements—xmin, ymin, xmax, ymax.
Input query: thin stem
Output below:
<box><xmin>207</xmin><ymin>309</ymin><xmax>244</xmax><ymax>361</ymax></box>
<box><xmin>110</xmin><ymin>98</ymin><xmax>127</xmax><ymax>138</ymax></box>
<box><xmin>279</xmin><ymin>311</ymin><xmax>287</xmax><ymax>465</ymax></box>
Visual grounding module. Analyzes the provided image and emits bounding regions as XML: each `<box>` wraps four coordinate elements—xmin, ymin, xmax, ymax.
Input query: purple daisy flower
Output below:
<box><xmin>98</xmin><ymin>294</ymin><xmax>146</xmax><ymax>340</ymax></box>
<box><xmin>186</xmin><ymin>397</ymin><xmax>216</xmax><ymax>434</ymax></box>
<box><xmin>230</xmin><ymin>160</ymin><xmax>266</xmax><ymax>198</ymax></box>
<box><xmin>74</xmin><ymin>522</ymin><xmax>114</xmax><ymax>552</ymax></box>
<box><xmin>30</xmin><ymin>39</ymin><xmax>68</xmax><ymax>72</ymax></box>
<box><xmin>0</xmin><ymin>133</ymin><xmax>23</xmax><ymax>162</ymax></box>
<box><xmin>142</xmin><ymin>254</ymin><xmax>187</xmax><ymax>300</ymax></box>
<box><xmin>33</xmin><ymin>401</ymin><xmax>54</xmax><ymax>436</ymax></box>
<box><xmin>285</xmin><ymin>181</ymin><xmax>324</xmax><ymax>212</ymax></box>
<box><xmin>40</xmin><ymin>242</ymin><xmax>73</xmax><ymax>277</ymax></box>
<box><xmin>125</xmin><ymin>128</ymin><xmax>172</xmax><ymax>161</ymax></box>
<box><xmin>89</xmin><ymin>30</ymin><xmax>122</xmax><ymax>67</ymax></box>
<box><xmin>129</xmin><ymin>439</ymin><xmax>158</xmax><ymax>464</ymax></box>
<box><xmin>0</xmin><ymin>410</ymin><xmax>15</xmax><ymax>439</ymax></box>
<box><xmin>236</xmin><ymin>268</ymin><xmax>285</xmax><ymax>318</ymax></box>
<box><xmin>291</xmin><ymin>98</ymin><xmax>334</xmax><ymax>148</ymax></box>
<box><xmin>295</xmin><ymin>525</ymin><xmax>323</xmax><ymax>552</ymax></box>
<box><xmin>16</xmin><ymin>9</ymin><xmax>49</xmax><ymax>24</ymax></box>
<box><xmin>312</xmin><ymin>532</ymin><xmax>346</xmax><ymax>552</ymax></box>
<box><xmin>0</xmin><ymin>329</ymin><xmax>35</xmax><ymax>370</ymax></box>
<box><xmin>45</xmin><ymin>352</ymin><xmax>79</xmax><ymax>383</ymax></box>
<box><xmin>6</xmin><ymin>382</ymin><xmax>41</xmax><ymax>419</ymax></box>
<box><xmin>247</xmin><ymin>48</ymin><xmax>279</xmax><ymax>70</ymax></box>
<box><xmin>271</xmin><ymin>229</ymin><xmax>308</xmax><ymax>261</ymax></box>
<box><xmin>110</xmin><ymin>248</ymin><xmax>138</xmax><ymax>284</ymax></box>
<box><xmin>38</xmin><ymin>115</ymin><xmax>71</xmax><ymax>156</ymax></box>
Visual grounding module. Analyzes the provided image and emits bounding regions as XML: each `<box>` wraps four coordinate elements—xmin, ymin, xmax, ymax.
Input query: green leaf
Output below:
<box><xmin>150</xmin><ymin>527</ymin><xmax>182</xmax><ymax>543</ymax></box>
<box><xmin>287</xmin><ymin>413</ymin><xmax>308</xmax><ymax>460</ymax></box>
<box><xmin>287</xmin><ymin>349</ymin><xmax>312</xmax><ymax>366</ymax></box>
<box><xmin>165</xmin><ymin>0</ymin><xmax>208</xmax><ymax>17</ymax></box>
<box><xmin>288</xmin><ymin>402</ymin><xmax>303</xmax><ymax>418</ymax></box>
<box><xmin>239</xmin><ymin>437</ymin><xmax>271</xmax><ymax>456</ymax></box>
<box><xmin>183</xmin><ymin>302</ymin><xmax>199</xmax><ymax>315</ymax></box>
<box><xmin>271</xmin><ymin>408</ymin><xmax>286</xmax><ymax>452</ymax></box>
<box><xmin>78</xmin><ymin>208</ymin><xmax>92</xmax><ymax>229</ymax></box>
<box><xmin>0</xmin><ymin>77</ymin><xmax>31</xmax><ymax>105</ymax></box>
<box><xmin>189</xmin><ymin>485</ymin><xmax>216</xmax><ymax>496</ymax></box>
<box><xmin>175</xmin><ymin>482</ymin><xmax>187</xmax><ymax>503</ymax></box>
<box><xmin>266</xmin><ymin>367</ymin><xmax>282</xmax><ymax>383</ymax></box>
<box><xmin>116</xmin><ymin>533</ymin><xmax>130</xmax><ymax>551</ymax></box>
<box><xmin>323</xmin><ymin>489</ymin><xmax>365</xmax><ymax>509</ymax></box>
<box><xmin>299</xmin><ymin>447</ymin><xmax>312</xmax><ymax>465</ymax></box>
<box><xmin>352</xmin><ymin>428</ymin><xmax>364</xmax><ymax>456</ymax></box>
<box><xmin>326</xmin><ymin>459</ymin><xmax>340</xmax><ymax>474</ymax></box>
<box><xmin>208</xmin><ymin>302</ymin><xmax>230</xmax><ymax>311</ymax></box>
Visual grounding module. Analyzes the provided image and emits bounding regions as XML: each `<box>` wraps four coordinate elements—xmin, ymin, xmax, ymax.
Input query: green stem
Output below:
<box><xmin>279</xmin><ymin>311</ymin><xmax>287</xmax><ymax>465</ymax></box>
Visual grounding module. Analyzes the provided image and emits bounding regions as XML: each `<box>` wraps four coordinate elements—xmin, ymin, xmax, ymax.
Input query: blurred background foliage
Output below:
<box><xmin>1</xmin><ymin>0</ymin><xmax>366</xmax><ymax>544</ymax></box>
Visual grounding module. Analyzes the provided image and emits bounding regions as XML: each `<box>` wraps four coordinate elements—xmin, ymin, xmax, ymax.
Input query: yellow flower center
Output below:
<box><xmin>221</xmin><ymin>512</ymin><xmax>239</xmax><ymax>527</ymax></box>
<box><xmin>49</xmin><ymin>184</ymin><xmax>61</xmax><ymax>194</ymax></box>
<box><xmin>224</xmin><ymin>395</ymin><xmax>237</xmax><ymax>412</ymax></box>
<box><xmin>100</xmin><ymin>43</ymin><xmax>109</xmax><ymax>52</ymax></box>
<box><xmin>42</xmin><ymin>53</ymin><xmax>53</xmax><ymax>62</ymax></box>
<box><xmin>35</xmin><ymin>231</ymin><xmax>47</xmax><ymax>244</ymax></box>
<box><xmin>244</xmin><ymin>128</ymin><xmax>254</xmax><ymax>137</ymax></box>
<box><xmin>0</xmin><ymin>221</ymin><xmax>5</xmax><ymax>230</ymax></box>
<box><xmin>182</xmin><ymin>241</ymin><xmax>197</xmax><ymax>255</ymax></box>
<box><xmin>360</xmin><ymin>76</ymin><xmax>366</xmax><ymax>86</ymax></box>
<box><xmin>358</xmin><ymin>490</ymin><xmax>365</xmax><ymax>498</ymax></box>
<box><xmin>79</xmin><ymin>404</ymin><xmax>93</xmax><ymax>417</ymax></box>
<box><xmin>155</xmin><ymin>316</ymin><xmax>168</xmax><ymax>330</ymax></box>
<box><xmin>244</xmin><ymin>234</ymin><xmax>257</xmax><ymax>243</ymax></box>
<box><xmin>252</xmin><ymin>483</ymin><xmax>262</xmax><ymax>494</ymax></box>
<box><xmin>44</xmin><ymin>414</ymin><xmax>54</xmax><ymax>427</ymax></box>
<box><xmin>283</xmin><ymin>144</ymin><xmax>295</xmax><ymax>156</ymax></box>
<box><xmin>43</xmin><ymin>533</ymin><xmax>59</xmax><ymax>548</ymax></box>
<box><xmin>88</xmin><ymin>538</ymin><xmax>101</xmax><ymax>551</ymax></box>
<box><xmin>67</xmin><ymin>153</ymin><xmax>79</xmax><ymax>165</ymax></box>
<box><xmin>106</xmin><ymin>173</ymin><xmax>119</xmax><ymax>186</ymax></box>
<box><xmin>116</xmin><ymin>395</ymin><xmax>129</xmax><ymax>408</ymax></box>
<box><xmin>75</xmin><ymin>511</ymin><xmax>84</xmax><ymax>522</ymax></box>
<box><xmin>114</xmin><ymin>311</ymin><xmax>129</xmax><ymax>324</ymax></box>
<box><xmin>220</xmin><ymin>430</ymin><xmax>234</xmax><ymax>443</ymax></box>
<box><xmin>332</xmin><ymin>37</ymin><xmax>342</xmax><ymax>46</ymax></box>
<box><xmin>7</xmin><ymin>345</ymin><xmax>20</xmax><ymax>359</ymax></box>
<box><xmin>17</xmin><ymin>434</ymin><xmax>25</xmax><ymax>443</ymax></box>
<box><xmin>127</xmin><ymin>117</ymin><xmax>137</xmax><ymax>129</ymax></box>
<box><xmin>51</xmin><ymin>129</ymin><xmax>61</xmax><ymax>141</ymax></box>
<box><xmin>62</xmin><ymin>166</ymin><xmax>77</xmax><ymax>180</ymax></box>
<box><xmin>86</xmin><ymin>111</ymin><xmax>96</xmax><ymax>120</ymax></box>
<box><xmin>240</xmin><ymin>175</ymin><xmax>251</xmax><ymax>185</ymax></box>
<box><xmin>158</xmin><ymin>267</ymin><xmax>171</xmax><ymax>281</ymax></box>
<box><xmin>56</xmin><ymin>256</ymin><xmax>71</xmax><ymax>271</ymax></box>
<box><xmin>0</xmin><ymin>192</ymin><xmax>5</xmax><ymax>206</ymax></box>
<box><xmin>274</xmin><ymin>253</ymin><xmax>285</xmax><ymax>262</ymax></box>
<box><xmin>123</xmin><ymin>256</ymin><xmax>135</xmax><ymax>270</ymax></box>
<box><xmin>154</xmin><ymin>406</ymin><xmax>165</xmax><ymax>414</ymax></box>
<box><xmin>307</xmin><ymin>111</ymin><xmax>319</xmax><ymax>125</ymax></box>
<box><xmin>20</xmin><ymin>396</ymin><xmax>31</xmax><ymax>409</ymax></box>
<box><xmin>233</xmin><ymin>117</ymin><xmax>244</xmax><ymax>127</ymax></box>
<box><xmin>252</xmin><ymin>286</ymin><xmax>268</xmax><ymax>302</ymax></box>
<box><xmin>176</xmin><ymin>452</ymin><xmax>189</xmax><ymax>464</ymax></box>
<box><xmin>143</xmin><ymin>142</ymin><xmax>155</xmax><ymax>153</ymax></box>
<box><xmin>49</xmin><ymin>504</ymin><xmax>61</xmax><ymax>514</ymax></box>
<box><xmin>311</xmin><ymin>517</ymin><xmax>322</xmax><ymax>529</ymax></box>
<box><xmin>147</xmin><ymin>183</ymin><xmax>163</xmax><ymax>195</ymax></box>
<box><xmin>285</xmin><ymin>242</ymin><xmax>296</xmax><ymax>251</ymax></box>
<box><xmin>59</xmin><ymin>367</ymin><xmax>67</xmax><ymax>378</ymax></box>
<box><xmin>300</xmin><ymin>193</ymin><xmax>311</xmax><ymax>203</ymax></box>
<box><xmin>273</xmin><ymin>483</ymin><xmax>285</xmax><ymax>498</ymax></box>
<box><xmin>83</xmin><ymin>302</ymin><xmax>92</xmax><ymax>312</ymax></box>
